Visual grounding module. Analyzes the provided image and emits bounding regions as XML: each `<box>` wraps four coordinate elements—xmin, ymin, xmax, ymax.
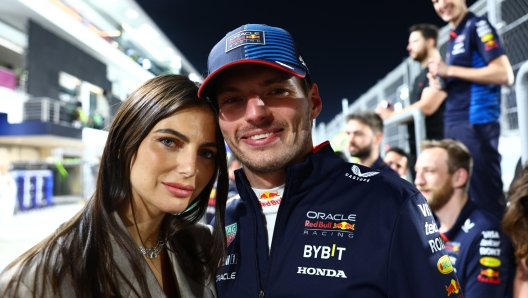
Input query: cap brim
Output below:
<box><xmin>197</xmin><ymin>59</ymin><xmax>306</xmax><ymax>99</ymax></box>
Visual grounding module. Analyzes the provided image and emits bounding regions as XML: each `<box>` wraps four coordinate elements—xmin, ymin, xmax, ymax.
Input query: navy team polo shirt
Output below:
<box><xmin>444</xmin><ymin>12</ymin><xmax>505</xmax><ymax>125</ymax></box>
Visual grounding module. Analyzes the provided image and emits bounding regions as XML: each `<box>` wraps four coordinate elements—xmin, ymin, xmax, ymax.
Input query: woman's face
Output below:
<box><xmin>129</xmin><ymin>105</ymin><xmax>218</xmax><ymax>216</ymax></box>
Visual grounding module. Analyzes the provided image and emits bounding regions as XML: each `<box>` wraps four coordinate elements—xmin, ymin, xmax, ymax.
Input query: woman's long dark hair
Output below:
<box><xmin>1</xmin><ymin>74</ymin><xmax>228</xmax><ymax>297</ymax></box>
<box><xmin>503</xmin><ymin>163</ymin><xmax>528</xmax><ymax>266</ymax></box>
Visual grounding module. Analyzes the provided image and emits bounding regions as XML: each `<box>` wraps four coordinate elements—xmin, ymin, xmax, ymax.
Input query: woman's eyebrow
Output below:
<box><xmin>155</xmin><ymin>128</ymin><xmax>217</xmax><ymax>148</ymax></box>
<box><xmin>154</xmin><ymin>128</ymin><xmax>189</xmax><ymax>143</ymax></box>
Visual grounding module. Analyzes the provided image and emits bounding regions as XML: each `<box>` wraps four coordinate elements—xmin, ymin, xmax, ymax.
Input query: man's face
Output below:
<box><xmin>215</xmin><ymin>64</ymin><xmax>321</xmax><ymax>175</ymax></box>
<box><xmin>407</xmin><ymin>31</ymin><xmax>428</xmax><ymax>63</ymax></box>
<box><xmin>384</xmin><ymin>151</ymin><xmax>408</xmax><ymax>177</ymax></box>
<box><xmin>414</xmin><ymin>148</ymin><xmax>454</xmax><ymax>211</ymax></box>
<box><xmin>345</xmin><ymin>120</ymin><xmax>376</xmax><ymax>159</ymax></box>
<box><xmin>432</xmin><ymin>0</ymin><xmax>467</xmax><ymax>25</ymax></box>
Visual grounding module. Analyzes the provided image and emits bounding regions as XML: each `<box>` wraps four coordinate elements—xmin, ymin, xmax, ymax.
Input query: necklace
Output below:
<box><xmin>138</xmin><ymin>235</ymin><xmax>166</xmax><ymax>259</ymax></box>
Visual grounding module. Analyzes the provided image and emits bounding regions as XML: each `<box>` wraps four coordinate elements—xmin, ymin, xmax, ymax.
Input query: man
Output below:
<box><xmin>415</xmin><ymin>139</ymin><xmax>514</xmax><ymax>297</ymax></box>
<box><xmin>345</xmin><ymin>111</ymin><xmax>395</xmax><ymax>173</ymax></box>
<box><xmin>198</xmin><ymin>24</ymin><xmax>461</xmax><ymax>297</ymax></box>
<box><xmin>429</xmin><ymin>0</ymin><xmax>515</xmax><ymax>219</ymax></box>
<box><xmin>376</xmin><ymin>23</ymin><xmax>446</xmax><ymax>179</ymax></box>
<box><xmin>384</xmin><ymin>147</ymin><xmax>409</xmax><ymax>178</ymax></box>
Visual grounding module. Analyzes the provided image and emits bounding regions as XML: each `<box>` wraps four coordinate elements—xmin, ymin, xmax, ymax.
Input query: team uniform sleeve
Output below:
<box><xmin>462</xmin><ymin>228</ymin><xmax>513</xmax><ymax>297</ymax></box>
<box><xmin>472</xmin><ymin>18</ymin><xmax>505</xmax><ymax>63</ymax></box>
<box><xmin>388</xmin><ymin>192</ymin><xmax>463</xmax><ymax>297</ymax></box>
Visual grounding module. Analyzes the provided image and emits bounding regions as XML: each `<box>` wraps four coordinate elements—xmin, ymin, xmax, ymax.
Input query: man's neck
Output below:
<box><xmin>450</xmin><ymin>9</ymin><xmax>469</xmax><ymax>29</ymax></box>
<box><xmin>243</xmin><ymin>167</ymin><xmax>287</xmax><ymax>189</ymax></box>
<box><xmin>358</xmin><ymin>152</ymin><xmax>379</xmax><ymax>168</ymax></box>
<box><xmin>434</xmin><ymin>191</ymin><xmax>468</xmax><ymax>234</ymax></box>
<box><xmin>421</xmin><ymin>48</ymin><xmax>441</xmax><ymax>68</ymax></box>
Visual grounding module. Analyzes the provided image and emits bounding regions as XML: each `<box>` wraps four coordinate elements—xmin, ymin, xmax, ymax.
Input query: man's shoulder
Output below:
<box><xmin>461</xmin><ymin>207</ymin><xmax>505</xmax><ymax>241</ymax></box>
<box><xmin>344</xmin><ymin>162</ymin><xmax>420</xmax><ymax>200</ymax></box>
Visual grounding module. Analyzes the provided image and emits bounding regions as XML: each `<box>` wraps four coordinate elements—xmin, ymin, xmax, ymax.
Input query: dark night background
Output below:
<box><xmin>135</xmin><ymin>0</ymin><xmax>477</xmax><ymax>125</ymax></box>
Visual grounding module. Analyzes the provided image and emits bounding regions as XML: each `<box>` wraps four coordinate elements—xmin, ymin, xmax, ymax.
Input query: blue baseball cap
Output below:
<box><xmin>198</xmin><ymin>24</ymin><xmax>310</xmax><ymax>99</ymax></box>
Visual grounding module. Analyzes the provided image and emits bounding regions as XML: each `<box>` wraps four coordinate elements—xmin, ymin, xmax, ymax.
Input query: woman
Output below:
<box><xmin>0</xmin><ymin>74</ymin><xmax>228</xmax><ymax>297</ymax></box>
<box><xmin>503</xmin><ymin>164</ymin><xmax>528</xmax><ymax>298</ymax></box>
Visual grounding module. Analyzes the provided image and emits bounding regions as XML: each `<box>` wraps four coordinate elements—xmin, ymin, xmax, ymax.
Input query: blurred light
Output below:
<box><xmin>111</xmin><ymin>41</ymin><xmax>119</xmax><ymax>48</ymax></box>
<box><xmin>121</xmin><ymin>23</ymin><xmax>164</xmax><ymax>61</ymax></box>
<box><xmin>140</xmin><ymin>24</ymin><xmax>159</xmax><ymax>39</ymax></box>
<box><xmin>394</xmin><ymin>102</ymin><xmax>403</xmax><ymax>112</ymax></box>
<box><xmin>100</xmin><ymin>30</ymin><xmax>121</xmax><ymax>37</ymax></box>
<box><xmin>171</xmin><ymin>55</ymin><xmax>182</xmax><ymax>70</ymax></box>
<box><xmin>164</xmin><ymin>47</ymin><xmax>173</xmax><ymax>55</ymax></box>
<box><xmin>380</xmin><ymin>100</ymin><xmax>389</xmax><ymax>109</ymax></box>
<box><xmin>126</xmin><ymin>9</ymin><xmax>138</xmax><ymax>19</ymax></box>
<box><xmin>400</xmin><ymin>87</ymin><xmax>409</xmax><ymax>100</ymax></box>
<box><xmin>142</xmin><ymin>59</ymin><xmax>151</xmax><ymax>70</ymax></box>
<box><xmin>189</xmin><ymin>73</ymin><xmax>201</xmax><ymax>82</ymax></box>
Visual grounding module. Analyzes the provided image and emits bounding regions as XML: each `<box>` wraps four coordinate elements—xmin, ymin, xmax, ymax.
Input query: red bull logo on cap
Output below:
<box><xmin>333</xmin><ymin>222</ymin><xmax>355</xmax><ymax>230</ymax></box>
<box><xmin>445</xmin><ymin>279</ymin><xmax>461</xmax><ymax>296</ymax></box>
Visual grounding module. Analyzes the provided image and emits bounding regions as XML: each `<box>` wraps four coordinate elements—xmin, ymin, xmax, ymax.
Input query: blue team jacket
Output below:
<box><xmin>216</xmin><ymin>142</ymin><xmax>462</xmax><ymax>297</ymax></box>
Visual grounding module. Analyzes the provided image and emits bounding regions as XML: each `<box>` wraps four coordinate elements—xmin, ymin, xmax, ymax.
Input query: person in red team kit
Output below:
<box><xmin>199</xmin><ymin>23</ymin><xmax>462</xmax><ymax>297</ymax></box>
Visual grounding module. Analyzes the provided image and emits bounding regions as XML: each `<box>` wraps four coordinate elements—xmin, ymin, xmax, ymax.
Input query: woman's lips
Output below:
<box><xmin>162</xmin><ymin>182</ymin><xmax>194</xmax><ymax>198</ymax></box>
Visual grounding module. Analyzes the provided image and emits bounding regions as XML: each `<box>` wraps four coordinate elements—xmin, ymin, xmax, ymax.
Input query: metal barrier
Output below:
<box><xmin>516</xmin><ymin>61</ymin><xmax>528</xmax><ymax>164</ymax></box>
<box><xmin>382</xmin><ymin>109</ymin><xmax>425</xmax><ymax>156</ymax></box>
<box><xmin>316</xmin><ymin>0</ymin><xmax>527</xmax><ymax>152</ymax></box>
<box><xmin>23</xmin><ymin>97</ymin><xmax>74</xmax><ymax>124</ymax></box>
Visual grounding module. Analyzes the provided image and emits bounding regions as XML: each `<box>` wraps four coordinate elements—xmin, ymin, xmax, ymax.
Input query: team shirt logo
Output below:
<box><xmin>445</xmin><ymin>279</ymin><xmax>462</xmax><ymax>296</ymax></box>
<box><xmin>304</xmin><ymin>211</ymin><xmax>356</xmax><ymax>239</ymax></box>
<box><xmin>461</xmin><ymin>218</ymin><xmax>475</xmax><ymax>233</ymax></box>
<box><xmin>225</xmin><ymin>223</ymin><xmax>237</xmax><ymax>247</ymax></box>
<box><xmin>345</xmin><ymin>165</ymin><xmax>379</xmax><ymax>182</ymax></box>
<box><xmin>480</xmin><ymin>257</ymin><xmax>501</xmax><ymax>267</ymax></box>
<box><xmin>437</xmin><ymin>255</ymin><xmax>454</xmax><ymax>274</ymax></box>
<box><xmin>478</xmin><ymin>268</ymin><xmax>500</xmax><ymax>284</ymax></box>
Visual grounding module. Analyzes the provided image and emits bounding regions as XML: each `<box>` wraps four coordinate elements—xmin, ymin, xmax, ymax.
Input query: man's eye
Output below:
<box><xmin>223</xmin><ymin>97</ymin><xmax>241</xmax><ymax>105</ymax></box>
<box><xmin>270</xmin><ymin>88</ymin><xmax>287</xmax><ymax>95</ymax></box>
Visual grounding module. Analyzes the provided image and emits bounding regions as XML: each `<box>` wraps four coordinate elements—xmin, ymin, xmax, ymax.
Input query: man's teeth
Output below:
<box><xmin>250</xmin><ymin>132</ymin><xmax>273</xmax><ymax>140</ymax></box>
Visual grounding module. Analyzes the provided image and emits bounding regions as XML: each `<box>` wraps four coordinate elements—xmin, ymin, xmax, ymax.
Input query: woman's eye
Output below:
<box><xmin>160</xmin><ymin>138</ymin><xmax>175</xmax><ymax>146</ymax></box>
<box><xmin>200</xmin><ymin>150</ymin><xmax>216</xmax><ymax>159</ymax></box>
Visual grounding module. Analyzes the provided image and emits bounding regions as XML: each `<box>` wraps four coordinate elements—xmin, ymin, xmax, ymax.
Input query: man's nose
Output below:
<box><xmin>244</xmin><ymin>95</ymin><xmax>270</xmax><ymax>123</ymax></box>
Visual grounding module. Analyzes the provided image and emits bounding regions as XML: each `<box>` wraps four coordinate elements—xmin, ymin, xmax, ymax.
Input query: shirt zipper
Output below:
<box><xmin>262</xmin><ymin>170</ymin><xmax>292</xmax><ymax>296</ymax></box>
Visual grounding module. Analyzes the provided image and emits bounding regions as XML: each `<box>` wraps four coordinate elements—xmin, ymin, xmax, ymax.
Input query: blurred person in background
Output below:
<box><xmin>0</xmin><ymin>74</ymin><xmax>228</xmax><ymax>297</ymax></box>
<box><xmin>0</xmin><ymin>163</ymin><xmax>16</xmax><ymax>239</ymax></box>
<box><xmin>384</xmin><ymin>147</ymin><xmax>409</xmax><ymax>179</ymax></box>
<box><xmin>376</xmin><ymin>23</ymin><xmax>446</xmax><ymax>180</ymax></box>
<box><xmin>415</xmin><ymin>139</ymin><xmax>514</xmax><ymax>297</ymax></box>
<box><xmin>429</xmin><ymin>0</ymin><xmax>514</xmax><ymax>220</ymax></box>
<box><xmin>227</xmin><ymin>154</ymin><xmax>241</xmax><ymax>198</ymax></box>
<box><xmin>345</xmin><ymin>111</ymin><xmax>397</xmax><ymax>174</ymax></box>
<box><xmin>502</xmin><ymin>164</ymin><xmax>528</xmax><ymax>297</ymax></box>
<box><xmin>205</xmin><ymin>154</ymin><xmax>241</xmax><ymax>224</ymax></box>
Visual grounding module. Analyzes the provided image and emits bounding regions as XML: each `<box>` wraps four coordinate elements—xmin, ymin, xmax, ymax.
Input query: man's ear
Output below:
<box><xmin>427</xmin><ymin>37</ymin><xmax>436</xmax><ymax>49</ymax></box>
<box><xmin>374</xmin><ymin>132</ymin><xmax>384</xmax><ymax>145</ymax></box>
<box><xmin>309</xmin><ymin>83</ymin><xmax>323</xmax><ymax>120</ymax></box>
<box><xmin>452</xmin><ymin>168</ymin><xmax>469</xmax><ymax>189</ymax></box>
